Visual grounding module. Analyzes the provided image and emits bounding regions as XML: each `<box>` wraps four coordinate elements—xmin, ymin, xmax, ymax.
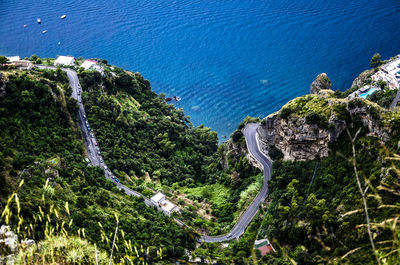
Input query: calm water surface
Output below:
<box><xmin>1</xmin><ymin>0</ymin><xmax>399</xmax><ymax>139</ymax></box>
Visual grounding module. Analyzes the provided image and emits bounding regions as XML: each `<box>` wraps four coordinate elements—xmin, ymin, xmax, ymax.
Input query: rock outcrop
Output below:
<box><xmin>310</xmin><ymin>73</ymin><xmax>331</xmax><ymax>94</ymax></box>
<box><xmin>257</xmin><ymin>111</ymin><xmax>331</xmax><ymax>161</ymax></box>
<box><xmin>220</xmin><ymin>137</ymin><xmax>263</xmax><ymax>171</ymax></box>
<box><xmin>351</xmin><ymin>68</ymin><xmax>375</xmax><ymax>88</ymax></box>
<box><xmin>257</xmin><ymin>92</ymin><xmax>398</xmax><ymax>161</ymax></box>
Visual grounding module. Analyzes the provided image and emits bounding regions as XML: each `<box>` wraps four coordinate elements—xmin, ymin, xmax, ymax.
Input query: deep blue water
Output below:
<box><xmin>1</xmin><ymin>0</ymin><xmax>400</xmax><ymax>139</ymax></box>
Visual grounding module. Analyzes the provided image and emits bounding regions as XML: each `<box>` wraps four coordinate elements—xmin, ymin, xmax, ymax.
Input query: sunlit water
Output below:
<box><xmin>1</xmin><ymin>0</ymin><xmax>399</xmax><ymax>140</ymax></box>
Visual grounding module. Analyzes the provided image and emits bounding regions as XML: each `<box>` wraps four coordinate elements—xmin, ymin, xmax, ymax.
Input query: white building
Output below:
<box><xmin>372</xmin><ymin>55</ymin><xmax>400</xmax><ymax>90</ymax></box>
<box><xmin>6</xmin><ymin>56</ymin><xmax>20</xmax><ymax>63</ymax></box>
<box><xmin>54</xmin><ymin>56</ymin><xmax>75</xmax><ymax>66</ymax></box>
<box><xmin>150</xmin><ymin>192</ymin><xmax>179</xmax><ymax>216</ymax></box>
<box><xmin>13</xmin><ymin>60</ymin><xmax>33</xmax><ymax>70</ymax></box>
<box><xmin>160</xmin><ymin>200</ymin><xmax>178</xmax><ymax>216</ymax></box>
<box><xmin>151</xmin><ymin>192</ymin><xmax>165</xmax><ymax>205</ymax></box>
<box><xmin>5</xmin><ymin>56</ymin><xmax>32</xmax><ymax>70</ymax></box>
<box><xmin>80</xmin><ymin>59</ymin><xmax>103</xmax><ymax>72</ymax></box>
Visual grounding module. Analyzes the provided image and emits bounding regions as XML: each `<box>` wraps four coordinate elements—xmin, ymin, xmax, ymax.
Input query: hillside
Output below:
<box><xmin>1</xmin><ymin>56</ymin><xmax>400</xmax><ymax>264</ymax></box>
<box><xmin>0</xmin><ymin>67</ymin><xmax>196</xmax><ymax>264</ymax></box>
<box><xmin>255</xmin><ymin>76</ymin><xmax>400</xmax><ymax>264</ymax></box>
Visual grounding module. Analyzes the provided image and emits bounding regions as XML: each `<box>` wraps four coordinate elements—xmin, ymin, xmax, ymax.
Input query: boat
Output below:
<box><xmin>60</xmin><ymin>15</ymin><xmax>66</xmax><ymax>19</ymax></box>
<box><xmin>173</xmin><ymin>96</ymin><xmax>181</xmax><ymax>102</ymax></box>
<box><xmin>42</xmin><ymin>30</ymin><xmax>47</xmax><ymax>34</ymax></box>
<box><xmin>23</xmin><ymin>24</ymin><xmax>27</xmax><ymax>28</ymax></box>
<box><xmin>58</xmin><ymin>42</ymin><xmax>61</xmax><ymax>45</ymax></box>
<box><xmin>37</xmin><ymin>18</ymin><xmax>41</xmax><ymax>24</ymax></box>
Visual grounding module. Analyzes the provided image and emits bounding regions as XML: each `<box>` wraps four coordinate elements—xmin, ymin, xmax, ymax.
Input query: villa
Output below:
<box><xmin>6</xmin><ymin>56</ymin><xmax>20</xmax><ymax>63</ymax></box>
<box><xmin>150</xmin><ymin>192</ymin><xmax>179</xmax><ymax>216</ymax></box>
<box><xmin>372</xmin><ymin>55</ymin><xmax>400</xmax><ymax>90</ymax></box>
<box><xmin>54</xmin><ymin>56</ymin><xmax>75</xmax><ymax>66</ymax></box>
<box><xmin>80</xmin><ymin>59</ymin><xmax>103</xmax><ymax>72</ymax></box>
<box><xmin>6</xmin><ymin>56</ymin><xmax>32</xmax><ymax>70</ymax></box>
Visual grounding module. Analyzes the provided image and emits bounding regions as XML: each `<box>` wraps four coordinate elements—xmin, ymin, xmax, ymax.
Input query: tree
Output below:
<box><xmin>0</xmin><ymin>56</ymin><xmax>8</xmax><ymax>64</ymax></box>
<box><xmin>370</xmin><ymin>53</ymin><xmax>382</xmax><ymax>68</ymax></box>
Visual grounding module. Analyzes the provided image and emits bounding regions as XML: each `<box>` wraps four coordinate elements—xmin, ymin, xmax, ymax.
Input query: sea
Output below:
<box><xmin>1</xmin><ymin>0</ymin><xmax>400</xmax><ymax>140</ymax></box>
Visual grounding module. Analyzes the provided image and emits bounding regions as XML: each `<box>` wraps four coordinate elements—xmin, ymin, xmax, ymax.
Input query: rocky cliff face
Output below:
<box><xmin>220</xmin><ymin>137</ymin><xmax>263</xmax><ymax>170</ymax></box>
<box><xmin>310</xmin><ymin>73</ymin><xmax>331</xmax><ymax>94</ymax></box>
<box><xmin>351</xmin><ymin>68</ymin><xmax>375</xmax><ymax>88</ymax></box>
<box><xmin>257</xmin><ymin>88</ymin><xmax>398</xmax><ymax>161</ymax></box>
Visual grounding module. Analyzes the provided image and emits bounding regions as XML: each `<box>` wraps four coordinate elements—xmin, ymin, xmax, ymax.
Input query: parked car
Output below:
<box><xmin>114</xmin><ymin>178</ymin><xmax>119</xmax><ymax>183</ymax></box>
<box><xmin>87</xmin><ymin>127</ymin><xmax>91</xmax><ymax>131</ymax></box>
<box><xmin>104</xmin><ymin>165</ymin><xmax>108</xmax><ymax>170</ymax></box>
<box><xmin>97</xmin><ymin>150</ymin><xmax>101</xmax><ymax>155</ymax></box>
<box><xmin>99</xmin><ymin>158</ymin><xmax>103</xmax><ymax>163</ymax></box>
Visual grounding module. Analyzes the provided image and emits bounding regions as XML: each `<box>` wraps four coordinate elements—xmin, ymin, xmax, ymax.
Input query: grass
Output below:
<box><xmin>234</xmin><ymin>173</ymin><xmax>264</xmax><ymax>219</ymax></box>
<box><xmin>180</xmin><ymin>183</ymin><xmax>230</xmax><ymax>206</ymax></box>
<box><xmin>0</xmin><ymin>180</ymin><xmax>164</xmax><ymax>265</ymax></box>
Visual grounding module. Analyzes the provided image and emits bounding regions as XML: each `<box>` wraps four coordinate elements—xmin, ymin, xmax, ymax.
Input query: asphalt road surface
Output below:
<box><xmin>201</xmin><ymin>123</ymin><xmax>272</xmax><ymax>242</ymax></box>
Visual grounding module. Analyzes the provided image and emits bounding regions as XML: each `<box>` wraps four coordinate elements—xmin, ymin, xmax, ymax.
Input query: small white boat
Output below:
<box><xmin>37</xmin><ymin>18</ymin><xmax>41</xmax><ymax>24</ymax></box>
<box><xmin>58</xmin><ymin>42</ymin><xmax>61</xmax><ymax>45</ymax></box>
<box><xmin>60</xmin><ymin>15</ymin><xmax>66</xmax><ymax>19</ymax></box>
<box><xmin>42</xmin><ymin>30</ymin><xmax>47</xmax><ymax>34</ymax></box>
<box><xmin>23</xmin><ymin>24</ymin><xmax>27</xmax><ymax>28</ymax></box>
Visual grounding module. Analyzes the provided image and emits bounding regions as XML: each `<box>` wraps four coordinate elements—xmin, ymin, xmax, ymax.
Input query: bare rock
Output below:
<box><xmin>310</xmin><ymin>73</ymin><xmax>331</xmax><ymax>94</ymax></box>
<box><xmin>351</xmin><ymin>69</ymin><xmax>375</xmax><ymax>88</ymax></box>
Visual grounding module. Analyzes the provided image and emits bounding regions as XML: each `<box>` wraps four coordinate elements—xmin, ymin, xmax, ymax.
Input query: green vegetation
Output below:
<box><xmin>79</xmin><ymin>68</ymin><xmax>218</xmax><ymax>186</ymax></box>
<box><xmin>0</xmin><ymin>68</ymin><xmax>195</xmax><ymax>263</ymax></box>
<box><xmin>279</xmin><ymin>93</ymin><xmax>332</xmax><ymax>128</ymax></box>
<box><xmin>370</xmin><ymin>53</ymin><xmax>383</xmax><ymax>68</ymax></box>
<box><xmin>180</xmin><ymin>183</ymin><xmax>230</xmax><ymax>206</ymax></box>
<box><xmin>2</xmin><ymin>55</ymin><xmax>400</xmax><ymax>264</ymax></box>
<box><xmin>367</xmin><ymin>80</ymin><xmax>398</xmax><ymax>108</ymax></box>
<box><xmin>77</xmin><ymin>68</ymin><xmax>263</xmax><ymax>234</ymax></box>
<box><xmin>256</xmin><ymin>112</ymin><xmax>400</xmax><ymax>264</ymax></box>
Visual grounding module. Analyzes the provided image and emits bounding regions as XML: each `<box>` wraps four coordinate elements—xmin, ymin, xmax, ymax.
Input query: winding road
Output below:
<box><xmin>38</xmin><ymin>66</ymin><xmax>272</xmax><ymax>243</ymax></box>
<box><xmin>201</xmin><ymin>123</ymin><xmax>272</xmax><ymax>242</ymax></box>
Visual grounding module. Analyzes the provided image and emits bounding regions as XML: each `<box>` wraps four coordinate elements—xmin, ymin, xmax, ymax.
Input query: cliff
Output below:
<box><xmin>257</xmin><ymin>88</ymin><xmax>399</xmax><ymax>161</ymax></box>
<box><xmin>310</xmin><ymin>73</ymin><xmax>331</xmax><ymax>94</ymax></box>
<box><xmin>351</xmin><ymin>68</ymin><xmax>375</xmax><ymax>88</ymax></box>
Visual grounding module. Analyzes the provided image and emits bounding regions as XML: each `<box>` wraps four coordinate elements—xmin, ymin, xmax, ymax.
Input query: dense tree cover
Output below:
<box><xmin>79</xmin><ymin>68</ymin><xmax>218</xmax><ymax>186</ymax></box>
<box><xmin>257</xmin><ymin>118</ymin><xmax>400</xmax><ymax>264</ymax></box>
<box><xmin>78</xmin><ymin>69</ymin><xmax>268</xmax><ymax>236</ymax></box>
<box><xmin>0</xmin><ymin>69</ymin><xmax>195</xmax><ymax>262</ymax></box>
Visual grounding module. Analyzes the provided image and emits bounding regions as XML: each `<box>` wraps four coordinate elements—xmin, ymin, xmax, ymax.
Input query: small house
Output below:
<box><xmin>54</xmin><ymin>56</ymin><xmax>75</xmax><ymax>66</ymax></box>
<box><xmin>80</xmin><ymin>59</ymin><xmax>102</xmax><ymax>71</ymax></box>
<box><xmin>150</xmin><ymin>192</ymin><xmax>179</xmax><ymax>216</ymax></box>
<box><xmin>6</xmin><ymin>56</ymin><xmax>20</xmax><ymax>63</ymax></box>
<box><xmin>254</xmin><ymin>239</ymin><xmax>275</xmax><ymax>256</ymax></box>
<box><xmin>151</xmin><ymin>192</ymin><xmax>166</xmax><ymax>205</ymax></box>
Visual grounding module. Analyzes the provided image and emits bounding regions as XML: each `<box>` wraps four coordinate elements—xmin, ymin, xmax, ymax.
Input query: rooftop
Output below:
<box><xmin>151</xmin><ymin>192</ymin><xmax>165</xmax><ymax>203</ymax></box>
<box><xmin>6</xmin><ymin>56</ymin><xmax>20</xmax><ymax>63</ymax></box>
<box><xmin>54</xmin><ymin>56</ymin><xmax>75</xmax><ymax>65</ymax></box>
<box><xmin>160</xmin><ymin>200</ymin><xmax>177</xmax><ymax>212</ymax></box>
